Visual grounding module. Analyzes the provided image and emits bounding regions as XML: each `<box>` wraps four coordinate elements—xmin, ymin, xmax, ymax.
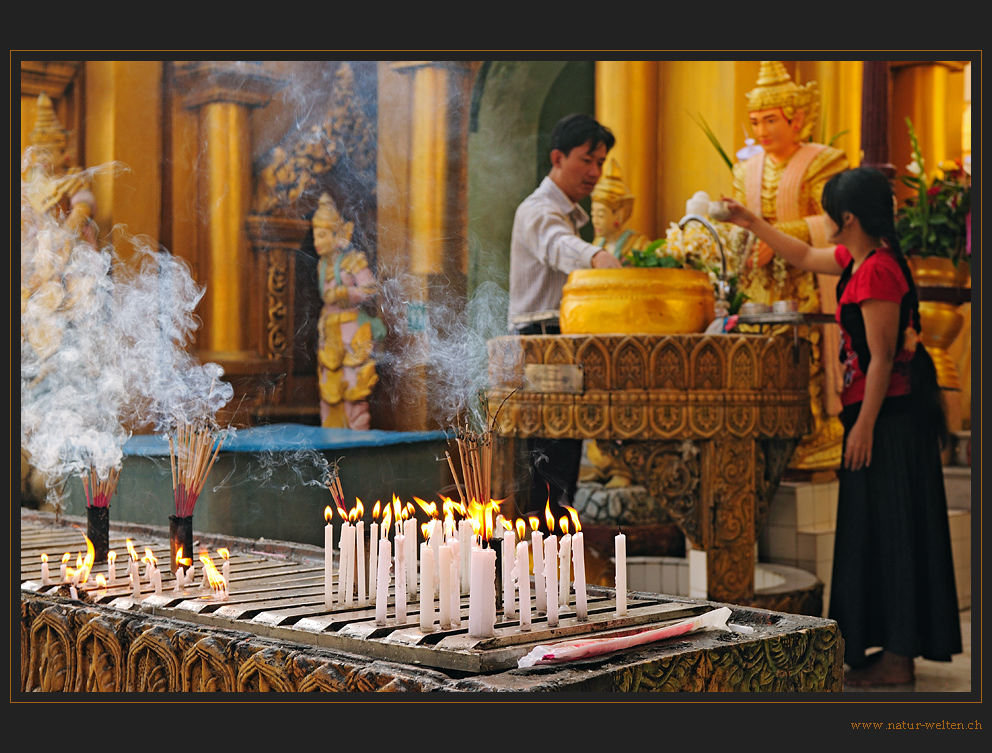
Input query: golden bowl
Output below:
<box><xmin>559</xmin><ymin>268</ymin><xmax>715</xmax><ymax>335</ymax></box>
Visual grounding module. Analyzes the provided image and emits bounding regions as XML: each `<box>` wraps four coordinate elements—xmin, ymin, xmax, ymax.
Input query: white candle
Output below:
<box><xmin>468</xmin><ymin>545</ymin><xmax>497</xmax><ymax>637</ymax></box>
<box><xmin>338</xmin><ymin>522</ymin><xmax>353</xmax><ymax>606</ymax></box>
<box><xmin>572</xmin><ymin>531</ymin><xmax>587</xmax><ymax>620</ymax></box>
<box><xmin>532</xmin><ymin>530</ymin><xmax>545</xmax><ymax>613</ymax></box>
<box><xmin>222</xmin><ymin>560</ymin><xmax>230</xmax><ymax>592</ymax></box>
<box><xmin>544</xmin><ymin>536</ymin><xmax>558</xmax><ymax>627</ymax></box>
<box><xmin>324</xmin><ymin>511</ymin><xmax>334</xmax><ymax>609</ymax></box>
<box><xmin>615</xmin><ymin>531</ymin><xmax>627</xmax><ymax>616</ymax></box>
<box><xmin>458</xmin><ymin>520</ymin><xmax>472</xmax><ymax>594</ymax></box>
<box><xmin>344</xmin><ymin>523</ymin><xmax>356</xmax><ymax>607</ymax></box>
<box><xmin>502</xmin><ymin>527</ymin><xmax>516</xmax><ymax>619</ymax></box>
<box><xmin>559</xmin><ymin>532</ymin><xmax>571</xmax><ymax>607</ymax></box>
<box><xmin>395</xmin><ymin>533</ymin><xmax>407</xmax><ymax>623</ymax></box>
<box><xmin>60</xmin><ymin>557</ymin><xmax>68</xmax><ymax>583</ymax></box>
<box><xmin>405</xmin><ymin>518</ymin><xmax>417</xmax><ymax>599</ymax></box>
<box><xmin>516</xmin><ymin>540</ymin><xmax>532</xmax><ymax>630</ymax></box>
<box><xmin>375</xmin><ymin>537</ymin><xmax>391</xmax><ymax>625</ymax></box>
<box><xmin>107</xmin><ymin>551</ymin><xmax>117</xmax><ymax>585</ymax></box>
<box><xmin>449</xmin><ymin>538</ymin><xmax>461</xmax><ymax>626</ymax></box>
<box><xmin>69</xmin><ymin>585</ymin><xmax>78</xmax><ymax>600</ymax></box>
<box><xmin>438</xmin><ymin>543</ymin><xmax>453</xmax><ymax>629</ymax></box>
<box><xmin>185</xmin><ymin>564</ymin><xmax>196</xmax><ymax>587</ymax></box>
<box><xmin>150</xmin><ymin>567</ymin><xmax>162</xmax><ymax>594</ymax></box>
<box><xmin>429</xmin><ymin>519</ymin><xmax>441</xmax><ymax>594</ymax></box>
<box><xmin>368</xmin><ymin>522</ymin><xmax>379</xmax><ymax>599</ymax></box>
<box><xmin>173</xmin><ymin>566</ymin><xmax>184</xmax><ymax>592</ymax></box>
<box><xmin>419</xmin><ymin>542</ymin><xmax>435</xmax><ymax>632</ymax></box>
<box><xmin>132</xmin><ymin>567</ymin><xmax>142</xmax><ymax>598</ymax></box>
<box><xmin>355</xmin><ymin>520</ymin><xmax>366</xmax><ymax>606</ymax></box>
<box><xmin>40</xmin><ymin>556</ymin><xmax>51</xmax><ymax>586</ymax></box>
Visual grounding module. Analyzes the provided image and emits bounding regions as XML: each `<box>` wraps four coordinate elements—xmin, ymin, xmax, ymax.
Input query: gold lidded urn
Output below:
<box><xmin>559</xmin><ymin>268</ymin><xmax>715</xmax><ymax>335</ymax></box>
<box><xmin>907</xmin><ymin>256</ymin><xmax>967</xmax><ymax>391</ymax></box>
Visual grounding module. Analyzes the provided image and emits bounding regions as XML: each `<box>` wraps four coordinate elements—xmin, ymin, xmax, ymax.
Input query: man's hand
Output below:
<box><xmin>591</xmin><ymin>249</ymin><xmax>623</xmax><ymax>269</ymax></box>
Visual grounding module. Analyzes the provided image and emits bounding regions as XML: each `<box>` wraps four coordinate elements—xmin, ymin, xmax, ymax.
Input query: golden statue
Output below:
<box><xmin>314</xmin><ymin>192</ymin><xmax>381</xmax><ymax>430</ymax></box>
<box><xmin>733</xmin><ymin>61</ymin><xmax>849</xmax><ymax>472</ymax></box>
<box><xmin>590</xmin><ymin>158</ymin><xmax>651</xmax><ymax>262</ymax></box>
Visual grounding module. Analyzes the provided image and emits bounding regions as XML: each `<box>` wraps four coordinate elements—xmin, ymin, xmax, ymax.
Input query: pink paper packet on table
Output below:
<box><xmin>517</xmin><ymin>606</ymin><xmax>734</xmax><ymax>667</ymax></box>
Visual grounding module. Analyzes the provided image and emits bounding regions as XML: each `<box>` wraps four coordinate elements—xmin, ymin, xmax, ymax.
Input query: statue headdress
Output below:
<box><xmin>313</xmin><ymin>192</ymin><xmax>342</xmax><ymax>229</ymax></box>
<box><xmin>590</xmin><ymin>158</ymin><xmax>635</xmax><ymax>210</ymax></box>
<box><xmin>745</xmin><ymin>61</ymin><xmax>820</xmax><ymax>142</ymax></box>
<box><xmin>29</xmin><ymin>93</ymin><xmax>69</xmax><ymax>153</ymax></box>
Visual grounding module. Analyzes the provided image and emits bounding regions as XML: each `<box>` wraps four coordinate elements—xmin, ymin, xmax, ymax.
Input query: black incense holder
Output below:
<box><xmin>169</xmin><ymin>515</ymin><xmax>194</xmax><ymax>574</ymax></box>
<box><xmin>86</xmin><ymin>505</ymin><xmax>110</xmax><ymax>564</ymax></box>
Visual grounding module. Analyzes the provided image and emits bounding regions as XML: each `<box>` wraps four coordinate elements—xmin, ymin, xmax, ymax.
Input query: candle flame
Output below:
<box><xmin>516</xmin><ymin>518</ymin><xmax>526</xmax><ymax>540</ymax></box>
<box><xmin>175</xmin><ymin>547</ymin><xmax>191</xmax><ymax>567</ymax></box>
<box><xmin>414</xmin><ymin>496</ymin><xmax>437</xmax><ymax>518</ymax></box>
<box><xmin>62</xmin><ymin>552</ymin><xmax>71</xmax><ymax>564</ymax></box>
<box><xmin>76</xmin><ymin>552</ymin><xmax>83</xmax><ymax>569</ymax></box>
<box><xmin>95</xmin><ymin>574</ymin><xmax>107</xmax><ymax>588</ymax></box>
<box><xmin>143</xmin><ymin>548</ymin><xmax>158</xmax><ymax>567</ymax></box>
<box><xmin>355</xmin><ymin>499</ymin><xmax>364</xmax><ymax>519</ymax></box>
<box><xmin>83</xmin><ymin>536</ymin><xmax>95</xmax><ymax>569</ymax></box>
<box><xmin>218</xmin><ymin>548</ymin><xmax>229</xmax><ymax>560</ymax></box>
<box><xmin>324</xmin><ymin>506</ymin><xmax>334</xmax><ymax>524</ymax></box>
<box><xmin>199</xmin><ymin>551</ymin><xmax>227</xmax><ymax>594</ymax></box>
<box><xmin>108</xmin><ymin>550</ymin><xmax>116</xmax><ymax>565</ymax></box>
<box><xmin>372</xmin><ymin>500</ymin><xmax>381</xmax><ymax>519</ymax></box>
<box><xmin>41</xmin><ymin>553</ymin><xmax>48</xmax><ymax>563</ymax></box>
<box><xmin>559</xmin><ymin>516</ymin><xmax>569</xmax><ymax>536</ymax></box>
<box><xmin>421</xmin><ymin>521</ymin><xmax>431</xmax><ymax>539</ymax></box>
<box><xmin>564</xmin><ymin>505</ymin><xmax>581</xmax><ymax>532</ymax></box>
<box><xmin>545</xmin><ymin>501</ymin><xmax>555</xmax><ymax>532</ymax></box>
<box><xmin>126</xmin><ymin>539</ymin><xmax>138</xmax><ymax>562</ymax></box>
<box><xmin>500</xmin><ymin>516</ymin><xmax>513</xmax><ymax>532</ymax></box>
<box><xmin>382</xmin><ymin>502</ymin><xmax>392</xmax><ymax>533</ymax></box>
<box><xmin>348</xmin><ymin>506</ymin><xmax>358</xmax><ymax>523</ymax></box>
<box><xmin>528</xmin><ymin>516</ymin><xmax>540</xmax><ymax>532</ymax></box>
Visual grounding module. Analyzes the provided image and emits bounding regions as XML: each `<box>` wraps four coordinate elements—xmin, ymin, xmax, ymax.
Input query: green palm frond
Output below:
<box><xmin>688</xmin><ymin>111</ymin><xmax>734</xmax><ymax>172</ymax></box>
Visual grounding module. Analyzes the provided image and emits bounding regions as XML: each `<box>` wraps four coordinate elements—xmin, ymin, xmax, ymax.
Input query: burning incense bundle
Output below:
<box><xmin>81</xmin><ymin>465</ymin><xmax>120</xmax><ymax>508</ymax></box>
<box><xmin>168</xmin><ymin>421</ymin><xmax>224</xmax><ymax>517</ymax></box>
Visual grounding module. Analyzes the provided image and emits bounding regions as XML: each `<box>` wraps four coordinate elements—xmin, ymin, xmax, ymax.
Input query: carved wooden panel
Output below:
<box><xmin>28</xmin><ymin>605</ymin><xmax>75</xmax><ymax>692</ymax></box>
<box><xmin>183</xmin><ymin>636</ymin><xmax>239</xmax><ymax>692</ymax></box>
<box><xmin>651</xmin><ymin>337</ymin><xmax>689</xmax><ymax>390</ymax></box>
<box><xmin>541</xmin><ymin>394</ymin><xmax>574</xmax><ymax>438</ymax></box>
<box><xmin>614</xmin><ymin>336</ymin><xmax>649</xmax><ymax>390</ymax></box>
<box><xmin>75</xmin><ymin>616</ymin><xmax>124</xmax><ymax>692</ymax></box>
<box><xmin>576</xmin><ymin>337</ymin><xmax>610</xmax><ymax>390</ymax></box>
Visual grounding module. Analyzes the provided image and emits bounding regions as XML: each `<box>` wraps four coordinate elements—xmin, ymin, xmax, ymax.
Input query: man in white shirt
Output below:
<box><xmin>508</xmin><ymin>113</ymin><xmax>623</xmax><ymax>524</ymax></box>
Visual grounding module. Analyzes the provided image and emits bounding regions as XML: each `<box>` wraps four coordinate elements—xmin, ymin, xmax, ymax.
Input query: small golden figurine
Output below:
<box><xmin>590</xmin><ymin>158</ymin><xmax>651</xmax><ymax>263</ymax></box>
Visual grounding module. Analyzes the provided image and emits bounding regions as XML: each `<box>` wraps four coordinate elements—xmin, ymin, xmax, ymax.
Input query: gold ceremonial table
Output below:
<box><xmin>487</xmin><ymin>331</ymin><xmax>811</xmax><ymax>608</ymax></box>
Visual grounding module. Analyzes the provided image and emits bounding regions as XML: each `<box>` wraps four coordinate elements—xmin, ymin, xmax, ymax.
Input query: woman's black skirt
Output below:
<box><xmin>829</xmin><ymin>395</ymin><xmax>962</xmax><ymax>666</ymax></box>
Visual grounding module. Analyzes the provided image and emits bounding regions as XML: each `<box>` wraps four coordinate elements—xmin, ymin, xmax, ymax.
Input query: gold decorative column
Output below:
<box><xmin>595</xmin><ymin>61</ymin><xmax>659</xmax><ymax>238</ymax></box>
<box><xmin>377</xmin><ymin>61</ymin><xmax>474</xmax><ymax>431</ymax></box>
<box><xmin>172</xmin><ymin>62</ymin><xmax>286</xmax><ymax>424</ymax></box>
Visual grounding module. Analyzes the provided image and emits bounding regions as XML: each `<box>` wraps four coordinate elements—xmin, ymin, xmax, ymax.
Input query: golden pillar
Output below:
<box><xmin>376</xmin><ymin>61</ymin><xmax>474</xmax><ymax>432</ymax></box>
<box><xmin>172</xmin><ymin>62</ymin><xmax>286</xmax><ymax>425</ymax></box>
<box><xmin>595</xmin><ymin>61</ymin><xmax>659</xmax><ymax>238</ymax></box>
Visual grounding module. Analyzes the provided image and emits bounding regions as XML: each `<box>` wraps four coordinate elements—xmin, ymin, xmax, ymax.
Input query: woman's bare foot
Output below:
<box><xmin>845</xmin><ymin>651</ymin><xmax>915</xmax><ymax>687</ymax></box>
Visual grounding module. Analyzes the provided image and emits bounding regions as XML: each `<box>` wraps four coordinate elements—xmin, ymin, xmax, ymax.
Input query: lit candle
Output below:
<box><xmin>615</xmin><ymin>530</ymin><xmax>627</xmax><ymax>616</ymax></box>
<box><xmin>429</xmin><ymin>519</ymin><xmax>441</xmax><ymax>594</ymax></box>
<box><xmin>218</xmin><ymin>549</ymin><xmax>231</xmax><ymax>593</ymax></box>
<box><xmin>438</xmin><ymin>542</ymin><xmax>453</xmax><ymax>629</ymax></box>
<box><xmin>395</xmin><ymin>531</ymin><xmax>407</xmax><ymax>623</ymax></box>
<box><xmin>339</xmin><ymin>520</ymin><xmax>353</xmax><ymax>606</ymax></box>
<box><xmin>368</xmin><ymin>520</ymin><xmax>379</xmax><ymax>600</ymax></box>
<box><xmin>516</xmin><ymin>540</ymin><xmax>532</xmax><ymax>630</ymax></box>
<box><xmin>60</xmin><ymin>553</ymin><xmax>69</xmax><ymax>583</ymax></box>
<box><xmin>375</xmin><ymin>536</ymin><xmax>391</xmax><ymax>626</ymax></box>
<box><xmin>419</xmin><ymin>542</ymin><xmax>435</xmax><ymax>632</ymax></box>
<box><xmin>150</xmin><ymin>566</ymin><xmax>162</xmax><ymax>594</ymax></box>
<box><xmin>572</xmin><ymin>530</ymin><xmax>587</xmax><ymax>620</ymax></box>
<box><xmin>343</xmin><ymin>521</ymin><xmax>356</xmax><ymax>607</ymax></box>
<box><xmin>458</xmin><ymin>519</ymin><xmax>472</xmax><ymax>594</ymax></box>
<box><xmin>468</xmin><ymin>545</ymin><xmax>497</xmax><ymax>637</ymax></box>
<box><xmin>184</xmin><ymin>563</ymin><xmax>196</xmax><ymax>587</ymax></box>
<box><xmin>449</xmin><ymin>537</ymin><xmax>461</xmax><ymax>627</ymax></box>
<box><xmin>40</xmin><ymin>554</ymin><xmax>51</xmax><ymax>586</ymax></box>
<box><xmin>404</xmin><ymin>517</ymin><xmax>417</xmax><ymax>600</ymax></box>
<box><xmin>174</xmin><ymin>567</ymin><xmax>184</xmax><ymax>592</ymax></box>
<box><xmin>532</xmin><ymin>528</ymin><xmax>545</xmax><ymax>613</ymax></box>
<box><xmin>502</xmin><ymin>525</ymin><xmax>516</xmax><ymax>619</ymax></box>
<box><xmin>132</xmin><ymin>566</ymin><xmax>142</xmax><ymax>599</ymax></box>
<box><xmin>107</xmin><ymin>550</ymin><xmax>117</xmax><ymax>585</ymax></box>
<box><xmin>356</xmin><ymin>519</ymin><xmax>366</xmax><ymax>606</ymax></box>
<box><xmin>544</xmin><ymin>535</ymin><xmax>558</xmax><ymax>627</ymax></box>
<box><xmin>559</xmin><ymin>526</ymin><xmax>571</xmax><ymax>608</ymax></box>
<box><xmin>324</xmin><ymin>507</ymin><xmax>334</xmax><ymax>610</ymax></box>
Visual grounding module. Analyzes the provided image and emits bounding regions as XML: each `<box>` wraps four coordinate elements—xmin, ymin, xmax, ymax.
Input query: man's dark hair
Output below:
<box><xmin>549</xmin><ymin>113</ymin><xmax>615</xmax><ymax>156</ymax></box>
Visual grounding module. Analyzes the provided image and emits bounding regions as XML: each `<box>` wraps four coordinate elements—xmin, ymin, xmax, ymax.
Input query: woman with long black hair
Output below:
<box><xmin>722</xmin><ymin>166</ymin><xmax>961</xmax><ymax>687</ymax></box>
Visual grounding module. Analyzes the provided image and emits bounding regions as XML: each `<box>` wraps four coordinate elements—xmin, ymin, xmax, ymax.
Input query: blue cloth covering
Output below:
<box><xmin>123</xmin><ymin>424</ymin><xmax>449</xmax><ymax>457</ymax></box>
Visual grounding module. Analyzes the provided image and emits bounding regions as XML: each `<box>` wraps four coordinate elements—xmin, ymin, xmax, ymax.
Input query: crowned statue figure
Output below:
<box><xmin>314</xmin><ymin>192</ymin><xmax>382</xmax><ymax>430</ymax></box>
<box><xmin>590</xmin><ymin>158</ymin><xmax>652</xmax><ymax>263</ymax></box>
<box><xmin>733</xmin><ymin>61</ymin><xmax>849</xmax><ymax>472</ymax></box>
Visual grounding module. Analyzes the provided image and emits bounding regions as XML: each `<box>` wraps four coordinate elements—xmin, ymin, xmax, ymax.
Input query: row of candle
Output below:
<box><xmin>38</xmin><ymin>539</ymin><xmax>232</xmax><ymax>601</ymax></box>
<box><xmin>321</xmin><ymin>498</ymin><xmax>632</xmax><ymax>636</ymax></box>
